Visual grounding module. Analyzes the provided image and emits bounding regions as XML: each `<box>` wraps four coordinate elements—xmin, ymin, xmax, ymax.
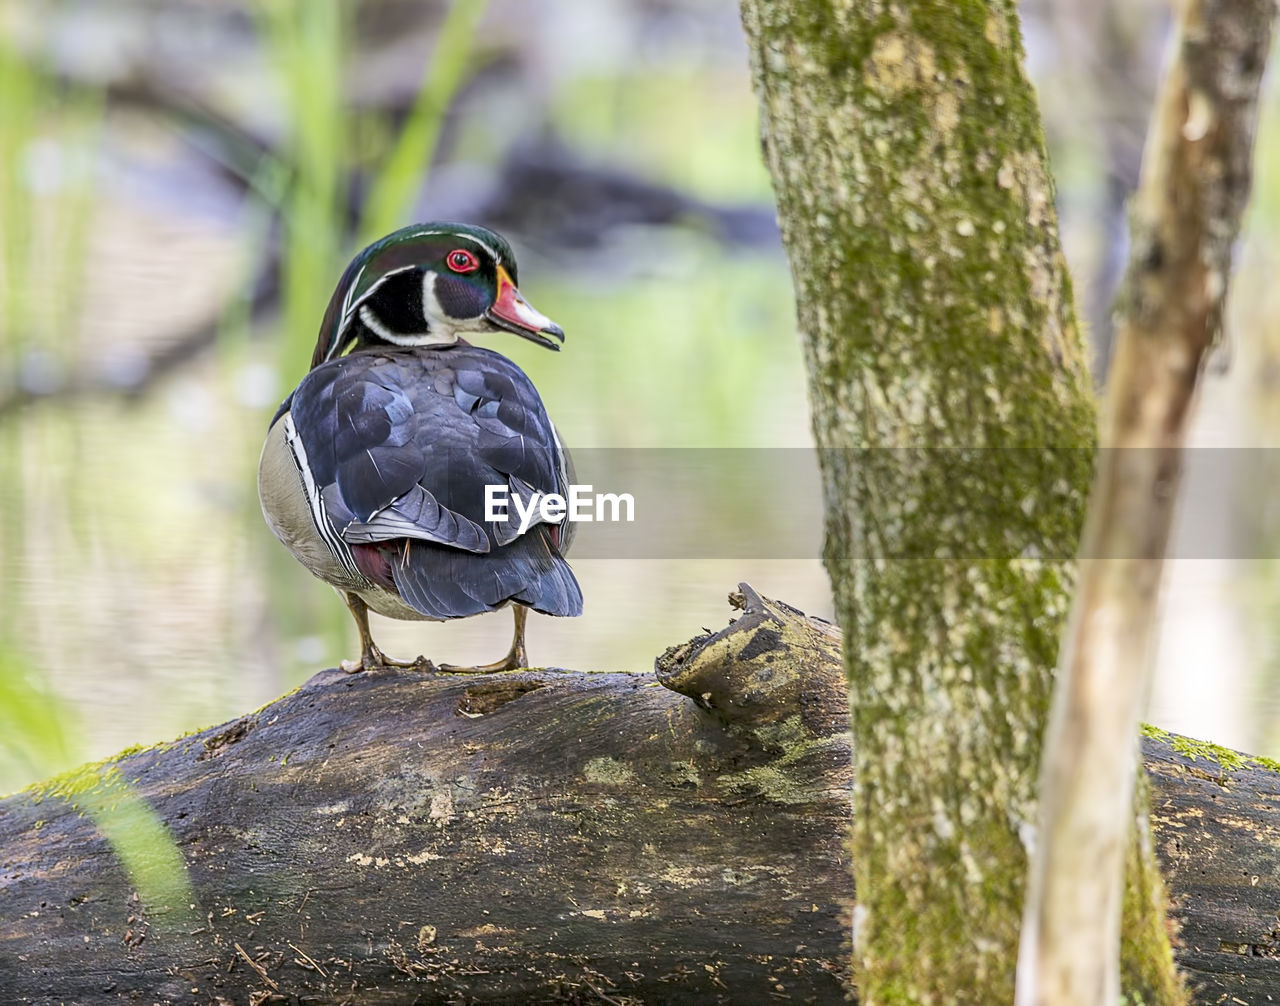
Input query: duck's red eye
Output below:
<box><xmin>446</xmin><ymin>249</ymin><xmax>479</xmax><ymax>273</ymax></box>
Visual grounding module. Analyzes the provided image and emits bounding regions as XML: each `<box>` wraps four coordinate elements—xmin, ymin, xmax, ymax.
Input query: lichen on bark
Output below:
<box><xmin>736</xmin><ymin>1</ymin><xmax>1156</xmax><ymax>1000</ymax></box>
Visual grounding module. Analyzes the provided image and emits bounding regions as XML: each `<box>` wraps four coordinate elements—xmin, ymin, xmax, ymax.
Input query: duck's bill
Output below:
<box><xmin>487</xmin><ymin>265</ymin><xmax>566</xmax><ymax>351</ymax></box>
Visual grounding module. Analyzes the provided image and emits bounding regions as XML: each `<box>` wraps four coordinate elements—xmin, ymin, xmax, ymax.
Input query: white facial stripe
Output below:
<box><xmin>339</xmin><ymin>262</ymin><xmax>365</xmax><ymax>322</ymax></box>
<box><xmin>336</xmin><ymin>230</ymin><xmax>512</xmax><ymax>350</ymax></box>
<box><xmin>421</xmin><ymin>270</ymin><xmax>498</xmax><ymax>339</ymax></box>
<box><xmin>359</xmin><ymin>304</ymin><xmax>457</xmax><ymax>347</ymax></box>
<box><xmin>423</xmin><ymin>269</ymin><xmax>443</xmax><ymax>323</ymax></box>
<box><xmin>397</xmin><ymin>227</ymin><xmax>504</xmax><ymax>264</ymax></box>
<box><xmin>467</xmin><ymin>235</ymin><xmax>503</xmax><ymax>261</ymax></box>
<box><xmin>340</xmin><ymin>235</ymin><xmax>504</xmax><ymax>326</ymax></box>
<box><xmin>549</xmin><ymin>419</ymin><xmax>569</xmax><ymax>496</ymax></box>
<box><xmin>339</xmin><ymin>264</ymin><xmax>419</xmax><ymax>338</ymax></box>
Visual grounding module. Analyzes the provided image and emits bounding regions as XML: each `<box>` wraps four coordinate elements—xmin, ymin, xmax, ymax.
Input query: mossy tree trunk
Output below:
<box><xmin>738</xmin><ymin>2</ymin><xmax>1179</xmax><ymax>1000</ymax></box>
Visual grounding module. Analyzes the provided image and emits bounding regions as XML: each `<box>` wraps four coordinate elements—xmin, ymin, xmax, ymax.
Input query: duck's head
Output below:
<box><xmin>311</xmin><ymin>222</ymin><xmax>565</xmax><ymax>368</ymax></box>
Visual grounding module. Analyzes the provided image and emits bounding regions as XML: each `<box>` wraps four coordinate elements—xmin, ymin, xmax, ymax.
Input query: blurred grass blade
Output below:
<box><xmin>359</xmin><ymin>0</ymin><xmax>490</xmax><ymax>243</ymax></box>
<box><xmin>0</xmin><ymin>646</ymin><xmax>77</xmax><ymax>786</ymax></box>
<box><xmin>0</xmin><ymin>646</ymin><xmax>194</xmax><ymax>921</ymax></box>
<box><xmin>28</xmin><ymin>762</ymin><xmax>195</xmax><ymax>921</ymax></box>
<box><xmin>254</xmin><ymin>0</ymin><xmax>347</xmax><ymax>373</ymax></box>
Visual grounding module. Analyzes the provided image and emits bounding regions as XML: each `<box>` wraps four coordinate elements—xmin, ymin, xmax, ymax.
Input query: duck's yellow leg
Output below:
<box><xmin>438</xmin><ymin>605</ymin><xmax>529</xmax><ymax>674</ymax></box>
<box><xmin>340</xmin><ymin>592</ymin><xmax>435</xmax><ymax>673</ymax></box>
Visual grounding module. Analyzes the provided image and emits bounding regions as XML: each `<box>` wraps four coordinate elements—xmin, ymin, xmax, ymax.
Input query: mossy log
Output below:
<box><xmin>0</xmin><ymin>586</ymin><xmax>853</xmax><ymax>1004</ymax></box>
<box><xmin>0</xmin><ymin>586</ymin><xmax>1277</xmax><ymax>1004</ymax></box>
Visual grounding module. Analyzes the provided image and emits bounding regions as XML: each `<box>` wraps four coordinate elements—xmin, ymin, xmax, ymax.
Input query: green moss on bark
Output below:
<box><xmin>739</xmin><ymin>1</ymin><xmax>1176</xmax><ymax>1000</ymax></box>
<box><xmin>1154</xmin><ymin>729</ymin><xmax>1280</xmax><ymax>776</ymax></box>
<box><xmin>1121</xmin><ymin>774</ymin><xmax>1187</xmax><ymax>1006</ymax></box>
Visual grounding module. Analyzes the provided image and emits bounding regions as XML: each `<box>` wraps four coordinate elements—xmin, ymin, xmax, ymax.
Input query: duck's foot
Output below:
<box><xmin>437</xmin><ymin>655</ymin><xmax>526</xmax><ymax>675</ymax></box>
<box><xmin>342</xmin><ymin>649</ymin><xmax>436</xmax><ymax>674</ymax></box>
<box><xmin>439</xmin><ymin>605</ymin><xmax>531</xmax><ymax>674</ymax></box>
<box><xmin>340</xmin><ymin>592</ymin><xmax>436</xmax><ymax>673</ymax></box>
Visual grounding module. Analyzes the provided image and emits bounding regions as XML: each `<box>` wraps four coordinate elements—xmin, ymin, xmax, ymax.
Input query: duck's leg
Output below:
<box><xmin>439</xmin><ymin>605</ymin><xmax>529</xmax><ymax>674</ymax></box>
<box><xmin>340</xmin><ymin>592</ymin><xmax>434</xmax><ymax>673</ymax></box>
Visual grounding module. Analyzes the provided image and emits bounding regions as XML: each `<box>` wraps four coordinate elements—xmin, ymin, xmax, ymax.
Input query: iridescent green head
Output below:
<box><xmin>311</xmin><ymin>222</ymin><xmax>565</xmax><ymax>369</ymax></box>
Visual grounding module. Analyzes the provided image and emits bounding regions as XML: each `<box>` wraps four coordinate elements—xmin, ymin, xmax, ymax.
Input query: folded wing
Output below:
<box><xmin>289</xmin><ymin>347</ymin><xmax>580</xmax><ymax>619</ymax></box>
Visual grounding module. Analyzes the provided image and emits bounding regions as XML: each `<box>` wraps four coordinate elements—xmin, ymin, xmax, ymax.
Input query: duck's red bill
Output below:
<box><xmin>486</xmin><ymin>265</ymin><xmax>565</xmax><ymax>350</ymax></box>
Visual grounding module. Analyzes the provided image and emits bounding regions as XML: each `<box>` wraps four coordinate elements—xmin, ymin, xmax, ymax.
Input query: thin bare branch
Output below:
<box><xmin>1017</xmin><ymin>3</ymin><xmax>1274</xmax><ymax>1003</ymax></box>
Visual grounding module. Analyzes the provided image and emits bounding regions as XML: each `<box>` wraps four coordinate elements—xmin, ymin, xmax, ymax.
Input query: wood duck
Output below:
<box><xmin>258</xmin><ymin>223</ymin><xmax>582</xmax><ymax>673</ymax></box>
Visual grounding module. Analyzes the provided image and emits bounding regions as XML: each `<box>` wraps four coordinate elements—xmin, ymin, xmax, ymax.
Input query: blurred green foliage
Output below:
<box><xmin>359</xmin><ymin>0</ymin><xmax>490</xmax><ymax>243</ymax></box>
<box><xmin>0</xmin><ymin>10</ymin><xmax>195</xmax><ymax>915</ymax></box>
<box><xmin>0</xmin><ymin>0</ymin><xmax>805</xmax><ymax>812</ymax></box>
<box><xmin>0</xmin><ymin>12</ymin><xmax>98</xmax><ymax>782</ymax></box>
<box><xmin>254</xmin><ymin>0</ymin><xmax>349</xmax><ymax>375</ymax></box>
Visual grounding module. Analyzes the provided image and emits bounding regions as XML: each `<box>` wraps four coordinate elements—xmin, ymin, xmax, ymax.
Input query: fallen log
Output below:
<box><xmin>0</xmin><ymin>585</ymin><xmax>1276</xmax><ymax>1003</ymax></box>
<box><xmin>0</xmin><ymin>586</ymin><xmax>852</xmax><ymax>1004</ymax></box>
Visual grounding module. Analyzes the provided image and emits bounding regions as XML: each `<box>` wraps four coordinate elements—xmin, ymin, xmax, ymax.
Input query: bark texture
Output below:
<box><xmin>0</xmin><ymin>587</ymin><xmax>854</xmax><ymax>1005</ymax></box>
<box><xmin>2</xmin><ymin>591</ymin><xmax>1280</xmax><ymax>1004</ymax></box>
<box><xmin>1020</xmin><ymin>3</ymin><xmax>1274</xmax><ymax>1003</ymax></box>
<box><xmin>1149</xmin><ymin>730</ymin><xmax>1280</xmax><ymax>1002</ymax></box>
<box><xmin>738</xmin><ymin>2</ymin><xmax>1102</xmax><ymax>999</ymax></box>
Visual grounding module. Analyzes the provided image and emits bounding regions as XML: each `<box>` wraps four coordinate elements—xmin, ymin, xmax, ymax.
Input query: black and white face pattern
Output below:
<box><xmin>312</xmin><ymin>222</ymin><xmax>562</xmax><ymax>369</ymax></box>
<box><xmin>353</xmin><ymin>229</ymin><xmax>510</xmax><ymax>348</ymax></box>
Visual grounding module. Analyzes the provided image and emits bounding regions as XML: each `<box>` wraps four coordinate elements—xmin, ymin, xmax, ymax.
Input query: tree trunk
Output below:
<box><xmin>736</xmin><ymin>1</ymin><xmax>1184</xmax><ymax>1000</ymax></box>
<box><xmin>1</xmin><ymin>588</ymin><xmax>1278</xmax><ymax>1004</ymax></box>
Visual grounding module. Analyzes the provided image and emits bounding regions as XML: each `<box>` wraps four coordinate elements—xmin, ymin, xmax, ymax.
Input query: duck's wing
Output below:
<box><xmin>286</xmin><ymin>348</ymin><xmax>580</xmax><ymax>619</ymax></box>
<box><xmin>287</xmin><ymin>353</ymin><xmax>490</xmax><ymax>555</ymax></box>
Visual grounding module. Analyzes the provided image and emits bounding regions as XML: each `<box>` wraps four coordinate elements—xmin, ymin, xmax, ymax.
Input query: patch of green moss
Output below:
<box><xmin>24</xmin><ymin>759</ymin><xmax>124</xmax><ymax>807</ymax></box>
<box><xmin>723</xmin><ymin>720</ymin><xmax>849</xmax><ymax>804</ymax></box>
<box><xmin>751</xmin><ymin>712</ymin><xmax>808</xmax><ymax>751</ymax></box>
<box><xmin>1167</xmin><ymin>735</ymin><xmax>1248</xmax><ymax>773</ymax></box>
<box><xmin>1144</xmin><ymin>724</ymin><xmax>1280</xmax><ymax>777</ymax></box>
<box><xmin>19</xmin><ymin>737</ymin><xmax>163</xmax><ymax>804</ymax></box>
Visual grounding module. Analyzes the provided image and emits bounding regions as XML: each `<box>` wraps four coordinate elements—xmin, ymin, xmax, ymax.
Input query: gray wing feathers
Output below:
<box><xmin>339</xmin><ymin>483</ymin><xmax>490</xmax><ymax>552</ymax></box>
<box><xmin>288</xmin><ymin>346</ymin><xmax>581</xmax><ymax>620</ymax></box>
<box><xmin>491</xmin><ymin>474</ymin><xmax>544</xmax><ymax>547</ymax></box>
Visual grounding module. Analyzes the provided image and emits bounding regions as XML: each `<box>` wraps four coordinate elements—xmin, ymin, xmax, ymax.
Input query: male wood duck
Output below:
<box><xmin>258</xmin><ymin>223</ymin><xmax>582</xmax><ymax>673</ymax></box>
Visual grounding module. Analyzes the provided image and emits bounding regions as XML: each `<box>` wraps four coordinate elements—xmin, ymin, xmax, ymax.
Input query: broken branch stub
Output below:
<box><xmin>655</xmin><ymin>582</ymin><xmax>844</xmax><ymax>730</ymax></box>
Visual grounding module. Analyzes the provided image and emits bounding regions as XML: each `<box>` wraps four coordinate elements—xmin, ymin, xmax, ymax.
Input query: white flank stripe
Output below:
<box><xmin>549</xmin><ymin>420</ymin><xmax>570</xmax><ymax>497</ymax></box>
<box><xmin>283</xmin><ymin>412</ymin><xmax>361</xmax><ymax>579</ymax></box>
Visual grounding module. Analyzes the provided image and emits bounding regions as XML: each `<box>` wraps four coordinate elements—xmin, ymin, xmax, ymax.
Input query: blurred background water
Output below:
<box><xmin>0</xmin><ymin>0</ymin><xmax>1277</xmax><ymax>793</ymax></box>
